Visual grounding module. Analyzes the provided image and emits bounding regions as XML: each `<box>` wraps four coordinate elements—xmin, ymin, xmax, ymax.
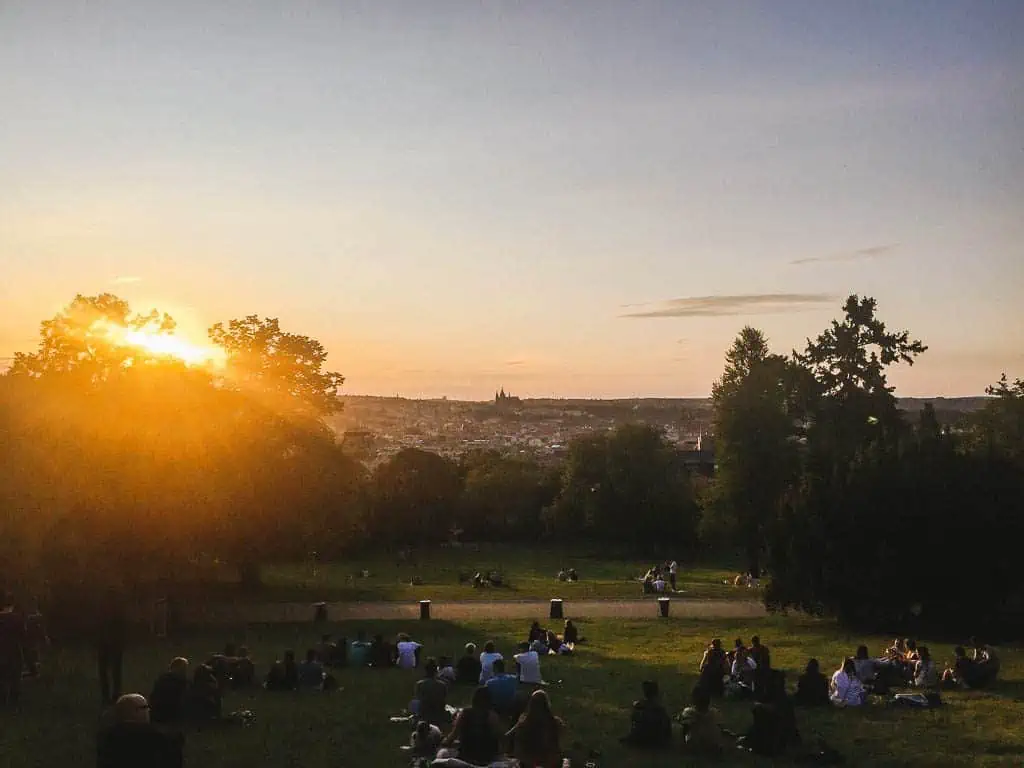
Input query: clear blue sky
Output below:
<box><xmin>2</xmin><ymin>1</ymin><xmax>1021</xmax><ymax>398</ymax></box>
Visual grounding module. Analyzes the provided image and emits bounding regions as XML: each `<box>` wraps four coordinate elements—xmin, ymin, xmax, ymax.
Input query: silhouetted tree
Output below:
<box><xmin>709</xmin><ymin>328</ymin><xmax>798</xmax><ymax>575</ymax></box>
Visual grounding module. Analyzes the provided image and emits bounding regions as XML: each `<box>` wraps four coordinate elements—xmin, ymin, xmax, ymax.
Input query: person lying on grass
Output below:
<box><xmin>620</xmin><ymin>680</ymin><xmax>672</xmax><ymax>749</ymax></box>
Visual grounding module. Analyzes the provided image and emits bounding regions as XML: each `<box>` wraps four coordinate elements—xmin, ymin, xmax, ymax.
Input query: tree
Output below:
<box><xmin>793</xmin><ymin>295</ymin><xmax>927</xmax><ymax>461</ymax></box>
<box><xmin>9</xmin><ymin>293</ymin><xmax>180</xmax><ymax>382</ymax></box>
<box><xmin>710</xmin><ymin>328</ymin><xmax>797</xmax><ymax>575</ymax></box>
<box><xmin>766</xmin><ymin>296</ymin><xmax>932</xmax><ymax>625</ymax></box>
<box><xmin>551</xmin><ymin>425</ymin><xmax>699</xmax><ymax>553</ymax></box>
<box><xmin>459</xmin><ymin>452</ymin><xmax>559</xmax><ymax>541</ymax></box>
<box><xmin>974</xmin><ymin>374</ymin><xmax>1024</xmax><ymax>462</ymax></box>
<box><xmin>368</xmin><ymin>449</ymin><xmax>462</xmax><ymax>546</ymax></box>
<box><xmin>209</xmin><ymin>315</ymin><xmax>344</xmax><ymax>419</ymax></box>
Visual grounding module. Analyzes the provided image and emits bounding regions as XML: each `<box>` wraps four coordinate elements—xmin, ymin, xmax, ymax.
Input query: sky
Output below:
<box><xmin>2</xmin><ymin>1</ymin><xmax>1022</xmax><ymax>399</ymax></box>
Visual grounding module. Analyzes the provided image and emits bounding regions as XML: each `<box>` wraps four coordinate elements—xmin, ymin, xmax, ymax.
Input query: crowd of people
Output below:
<box><xmin>0</xmin><ymin>590</ymin><xmax>1009</xmax><ymax>766</ymax></box>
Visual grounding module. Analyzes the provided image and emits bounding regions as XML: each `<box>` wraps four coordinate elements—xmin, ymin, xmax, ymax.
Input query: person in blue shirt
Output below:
<box><xmin>484</xmin><ymin>659</ymin><xmax>518</xmax><ymax>717</ymax></box>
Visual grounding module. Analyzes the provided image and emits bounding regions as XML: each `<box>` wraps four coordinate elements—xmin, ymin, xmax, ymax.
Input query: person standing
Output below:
<box><xmin>668</xmin><ymin>561</ymin><xmax>679</xmax><ymax>592</ymax></box>
<box><xmin>95</xmin><ymin>586</ymin><xmax>128</xmax><ymax>706</ymax></box>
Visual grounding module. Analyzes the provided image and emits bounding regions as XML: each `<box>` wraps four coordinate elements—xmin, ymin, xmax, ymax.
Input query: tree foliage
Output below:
<box><xmin>709</xmin><ymin>327</ymin><xmax>797</xmax><ymax>574</ymax></box>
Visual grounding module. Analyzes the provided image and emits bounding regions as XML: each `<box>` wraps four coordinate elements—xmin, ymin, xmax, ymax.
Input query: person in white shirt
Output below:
<box><xmin>514</xmin><ymin>642</ymin><xmax>543</xmax><ymax>685</ymax></box>
<box><xmin>652</xmin><ymin>577</ymin><xmax>666</xmax><ymax>593</ymax></box>
<box><xmin>668</xmin><ymin>561</ymin><xmax>679</xmax><ymax>591</ymax></box>
<box><xmin>478</xmin><ymin>641</ymin><xmax>503</xmax><ymax>684</ymax></box>
<box><xmin>831</xmin><ymin>658</ymin><xmax>866</xmax><ymax>707</ymax></box>
<box><xmin>731</xmin><ymin>646</ymin><xmax>757</xmax><ymax>686</ymax></box>
<box><xmin>395</xmin><ymin>633</ymin><xmax>422</xmax><ymax>670</ymax></box>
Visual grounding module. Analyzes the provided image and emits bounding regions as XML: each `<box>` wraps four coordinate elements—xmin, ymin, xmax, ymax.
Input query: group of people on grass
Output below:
<box><xmin>404</xmin><ymin>619</ymin><xmax>583</xmax><ymax>767</ymax></box>
<box><xmin>640</xmin><ymin>560</ymin><xmax>679</xmax><ymax>594</ymax></box>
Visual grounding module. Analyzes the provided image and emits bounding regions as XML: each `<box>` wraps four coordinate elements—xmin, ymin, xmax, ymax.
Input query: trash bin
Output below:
<box><xmin>657</xmin><ymin>597</ymin><xmax>670</xmax><ymax>618</ymax></box>
<box><xmin>313</xmin><ymin>602</ymin><xmax>328</xmax><ymax>622</ymax></box>
<box><xmin>550</xmin><ymin>598</ymin><xmax>563</xmax><ymax>620</ymax></box>
<box><xmin>419</xmin><ymin>600</ymin><xmax>431</xmax><ymax>620</ymax></box>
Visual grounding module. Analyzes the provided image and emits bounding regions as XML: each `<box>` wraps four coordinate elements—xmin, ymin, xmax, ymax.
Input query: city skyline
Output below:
<box><xmin>2</xmin><ymin>2</ymin><xmax>1022</xmax><ymax>399</ymax></box>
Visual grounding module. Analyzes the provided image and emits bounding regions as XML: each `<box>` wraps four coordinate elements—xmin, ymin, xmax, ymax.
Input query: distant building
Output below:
<box><xmin>494</xmin><ymin>388</ymin><xmax>522</xmax><ymax>407</ymax></box>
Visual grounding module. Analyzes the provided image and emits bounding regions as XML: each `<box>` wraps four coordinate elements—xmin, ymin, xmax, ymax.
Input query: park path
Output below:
<box><xmin>178</xmin><ymin>597</ymin><xmax>766</xmax><ymax>625</ymax></box>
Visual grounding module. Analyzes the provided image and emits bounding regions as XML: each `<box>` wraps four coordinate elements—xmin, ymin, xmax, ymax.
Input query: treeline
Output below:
<box><xmin>708</xmin><ymin>296</ymin><xmax>1024</xmax><ymax>639</ymax></box>
<box><xmin>2</xmin><ymin>293</ymin><xmax>1022</xmax><ymax>638</ymax></box>
<box><xmin>0</xmin><ymin>294</ymin><xmax>700</xmax><ymax>608</ymax></box>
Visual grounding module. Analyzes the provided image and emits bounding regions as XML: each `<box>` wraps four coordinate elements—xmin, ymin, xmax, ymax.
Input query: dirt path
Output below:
<box><xmin>179</xmin><ymin>597</ymin><xmax>766</xmax><ymax>625</ymax></box>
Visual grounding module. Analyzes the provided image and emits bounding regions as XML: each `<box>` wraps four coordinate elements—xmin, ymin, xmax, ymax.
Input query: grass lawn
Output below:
<box><xmin>248</xmin><ymin>546</ymin><xmax>748</xmax><ymax>603</ymax></box>
<box><xmin>3</xmin><ymin>615</ymin><xmax>1022</xmax><ymax>767</ymax></box>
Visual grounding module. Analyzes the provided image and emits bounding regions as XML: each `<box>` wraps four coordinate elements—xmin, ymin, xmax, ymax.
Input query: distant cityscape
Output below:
<box><xmin>331</xmin><ymin>392</ymin><xmax>988</xmax><ymax>467</ymax></box>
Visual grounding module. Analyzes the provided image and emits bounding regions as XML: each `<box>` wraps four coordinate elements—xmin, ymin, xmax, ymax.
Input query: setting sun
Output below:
<box><xmin>91</xmin><ymin>319</ymin><xmax>225</xmax><ymax>367</ymax></box>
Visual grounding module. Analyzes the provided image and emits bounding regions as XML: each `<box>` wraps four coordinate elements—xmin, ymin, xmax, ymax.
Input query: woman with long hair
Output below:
<box><xmin>507</xmin><ymin>689</ymin><xmax>563</xmax><ymax>768</ymax></box>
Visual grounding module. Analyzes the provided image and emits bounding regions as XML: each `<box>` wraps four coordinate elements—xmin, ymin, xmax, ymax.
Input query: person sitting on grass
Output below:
<box><xmin>456</xmin><ymin>643</ymin><xmax>481</xmax><ymax>685</ymax></box>
<box><xmin>942</xmin><ymin>646</ymin><xmax>978</xmax><ymax>689</ymax></box>
<box><xmin>97</xmin><ymin>693</ymin><xmax>184</xmax><ymax>768</ymax></box>
<box><xmin>149</xmin><ymin>657</ymin><xmax>190</xmax><ymax>725</ymax></box>
<box><xmin>562</xmin><ymin>620</ymin><xmax>580</xmax><ymax>646</ymax></box>
<box><xmin>479</xmin><ymin>641</ymin><xmax>503</xmax><ymax>684</ymax></box>
<box><xmin>232</xmin><ymin>646</ymin><xmax>256</xmax><ymax>687</ymax></box>
<box><xmin>437</xmin><ymin>655</ymin><xmax>457</xmax><ymax>686</ymax></box>
<box><xmin>971</xmin><ymin>640</ymin><xmax>1000</xmax><ymax>687</ymax></box>
<box><xmin>410</xmin><ymin>719</ymin><xmax>442</xmax><ymax>760</ymax></box>
<box><xmin>793</xmin><ymin>659</ymin><xmax>830</xmax><ymax>707</ymax></box>
<box><xmin>485</xmin><ymin>659</ymin><xmax>518</xmax><ymax>717</ymax></box>
<box><xmin>830</xmin><ymin>658</ymin><xmax>865</xmax><ymax>708</ymax></box>
<box><xmin>412</xmin><ymin>658</ymin><xmax>449</xmax><ymax>726</ymax></box>
<box><xmin>370</xmin><ymin>634</ymin><xmax>395</xmax><ymax>668</ymax></box>
<box><xmin>729</xmin><ymin>645</ymin><xmax>757</xmax><ymax>693</ymax></box>
<box><xmin>437</xmin><ymin>686</ymin><xmax>503</xmax><ymax>765</ymax></box>
<box><xmin>316</xmin><ymin>634</ymin><xmax>340</xmax><ymax>667</ymax></box>
<box><xmin>207</xmin><ymin>643</ymin><xmax>238</xmax><ymax>687</ymax></box>
<box><xmin>749</xmin><ymin>635</ymin><xmax>770</xmax><ymax>670</ymax></box>
<box><xmin>680</xmin><ymin>684</ymin><xmax>724</xmax><ymax>757</ymax></box>
<box><xmin>297</xmin><ymin>648</ymin><xmax>324</xmax><ymax>689</ymax></box>
<box><xmin>514</xmin><ymin>642</ymin><xmax>544</xmax><ymax>685</ymax></box>
<box><xmin>698</xmin><ymin>638</ymin><xmax>728</xmax><ymax>697</ymax></box>
<box><xmin>913</xmin><ymin>646</ymin><xmax>939</xmax><ymax>689</ymax></box>
<box><xmin>620</xmin><ymin>680</ymin><xmax>672</xmax><ymax>749</ymax></box>
<box><xmin>507</xmin><ymin>689</ymin><xmax>563</xmax><ymax>768</ymax></box>
<box><xmin>186</xmin><ymin>664</ymin><xmax>221</xmax><ymax>721</ymax></box>
<box><xmin>396</xmin><ymin>632</ymin><xmax>423</xmax><ymax>670</ymax></box>
<box><xmin>853</xmin><ymin>645</ymin><xmax>876</xmax><ymax>685</ymax></box>
<box><xmin>265</xmin><ymin>650</ymin><xmax>298</xmax><ymax>691</ymax></box>
<box><xmin>349</xmin><ymin>631</ymin><xmax>372</xmax><ymax>668</ymax></box>
<box><xmin>740</xmin><ymin>670</ymin><xmax>800</xmax><ymax>758</ymax></box>
<box><xmin>528</xmin><ymin>621</ymin><xmax>546</xmax><ymax>644</ymax></box>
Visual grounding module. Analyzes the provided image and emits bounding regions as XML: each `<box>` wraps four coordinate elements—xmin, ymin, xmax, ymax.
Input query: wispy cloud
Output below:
<box><xmin>622</xmin><ymin>293</ymin><xmax>836</xmax><ymax>319</ymax></box>
<box><xmin>112</xmin><ymin>275</ymin><xmax>143</xmax><ymax>284</ymax></box>
<box><xmin>504</xmin><ymin>359</ymin><xmax>526</xmax><ymax>367</ymax></box>
<box><xmin>790</xmin><ymin>243</ymin><xmax>899</xmax><ymax>266</ymax></box>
